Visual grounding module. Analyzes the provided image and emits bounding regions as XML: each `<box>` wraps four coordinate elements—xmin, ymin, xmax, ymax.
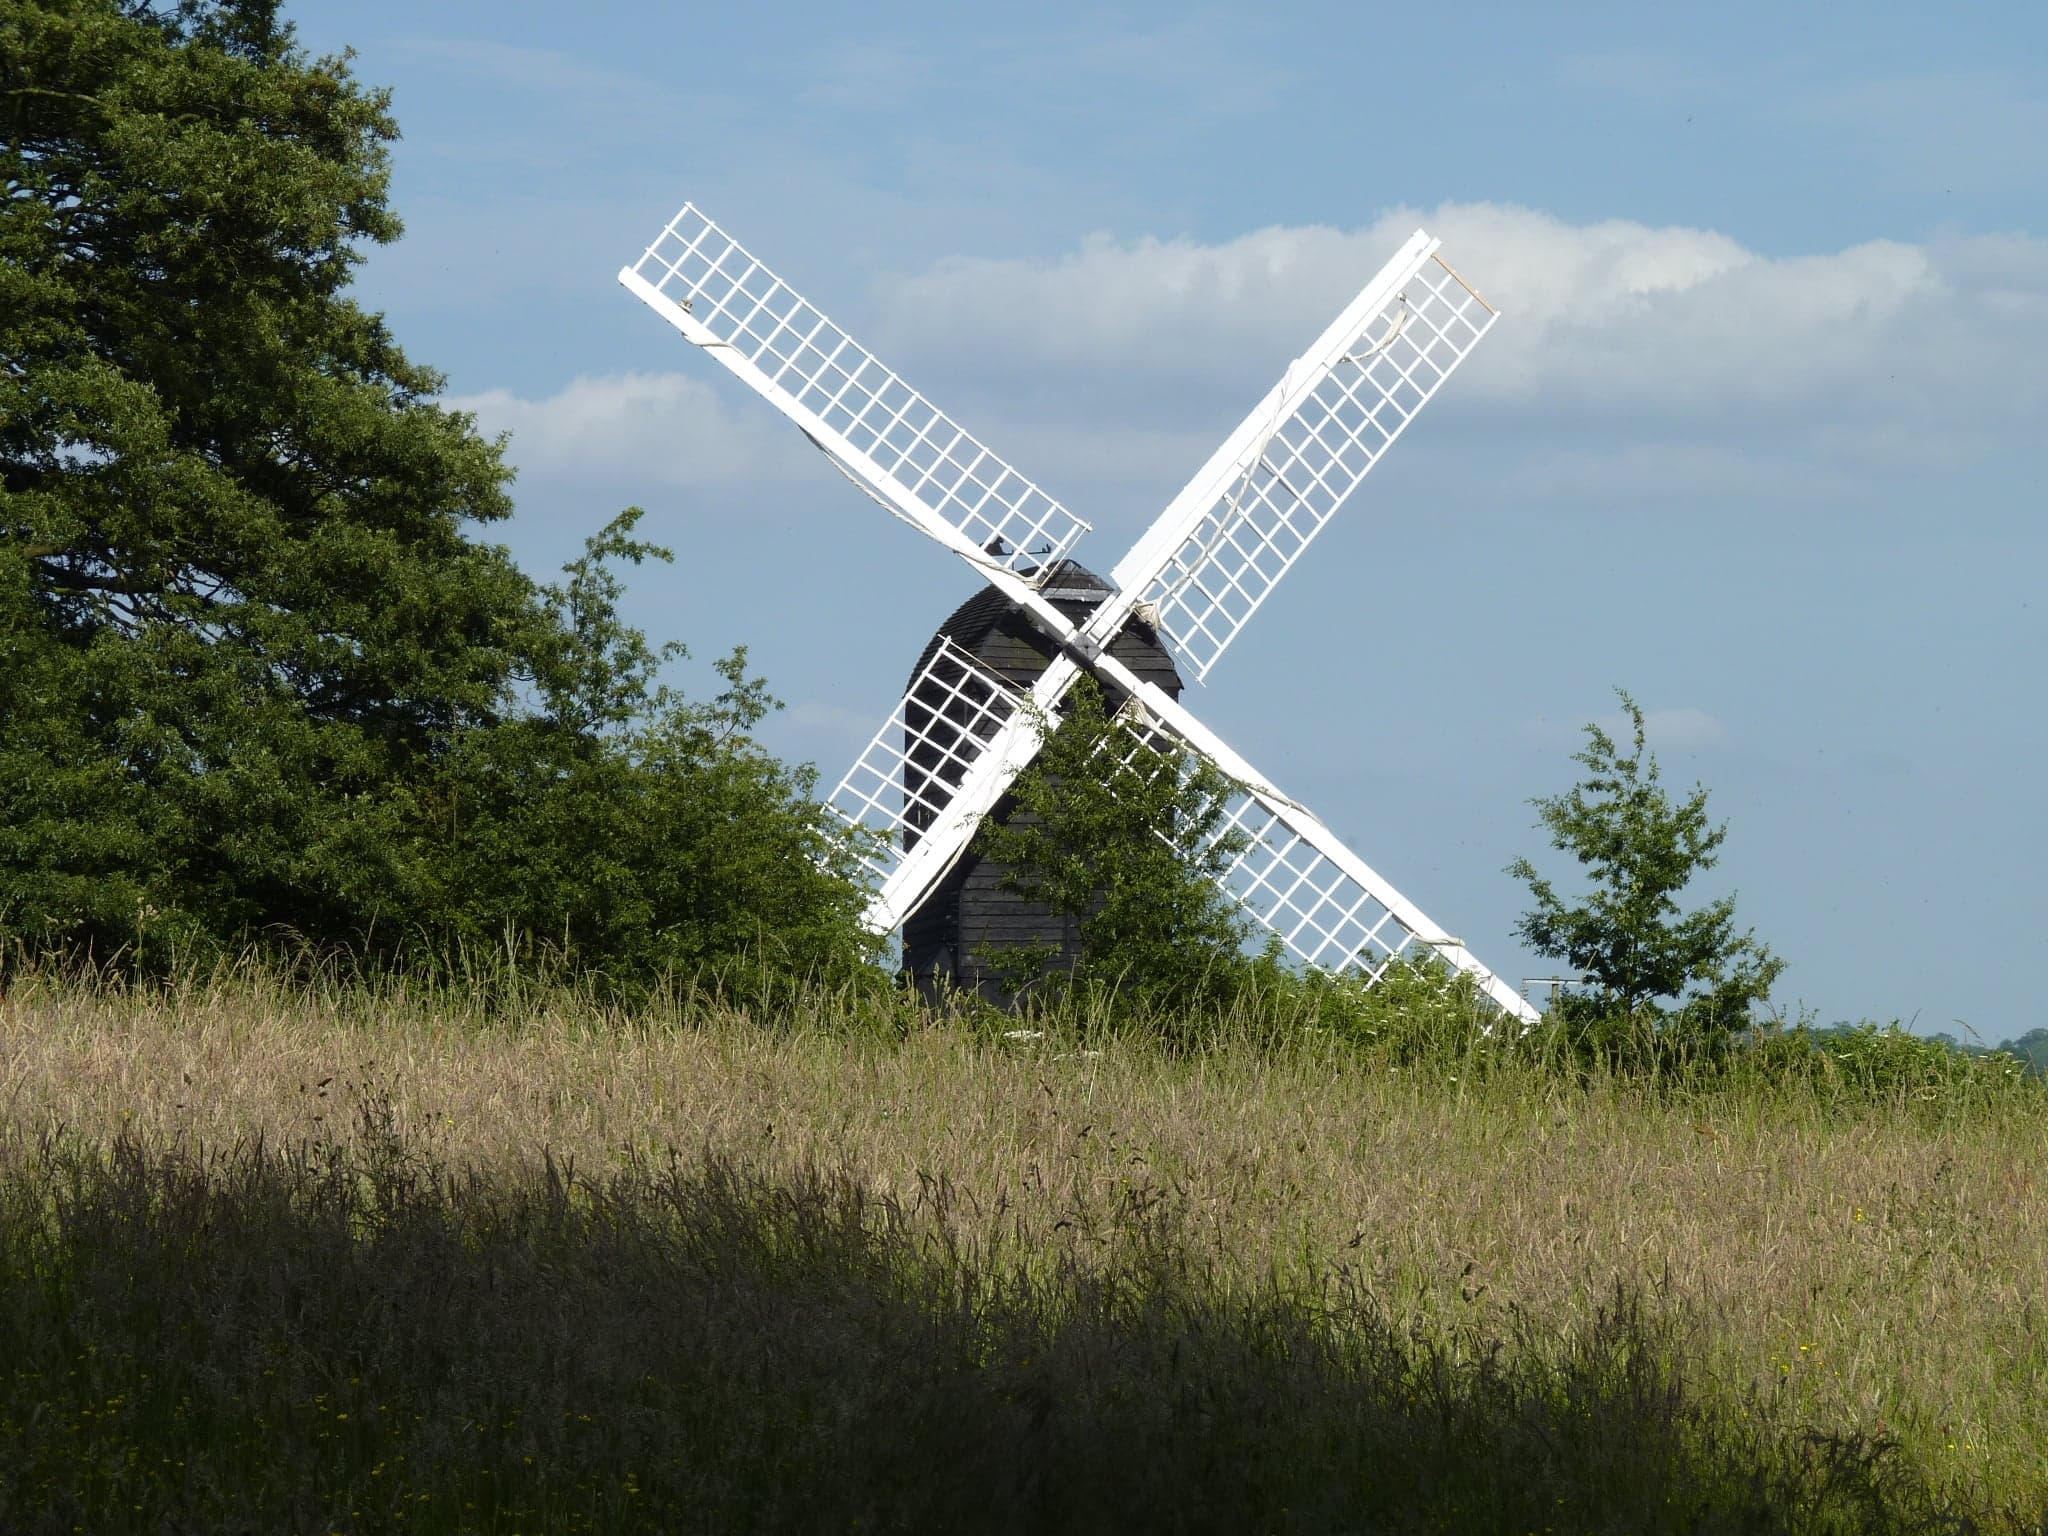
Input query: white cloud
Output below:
<box><xmin>873</xmin><ymin>224</ymin><xmax>1375</xmax><ymax>381</ymax></box>
<box><xmin>447</xmin><ymin>372</ymin><xmax>820</xmax><ymax>490</ymax></box>
<box><xmin>453</xmin><ymin>207</ymin><xmax>2047</xmax><ymax>515</ymax></box>
<box><xmin>870</xmin><ymin>205</ymin><xmax>2048</xmax><ymax>431</ymax></box>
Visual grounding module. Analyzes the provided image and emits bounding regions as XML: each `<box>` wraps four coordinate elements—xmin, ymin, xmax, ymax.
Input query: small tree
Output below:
<box><xmin>971</xmin><ymin>678</ymin><xmax>1259</xmax><ymax>1015</ymax></box>
<box><xmin>1508</xmin><ymin>690</ymin><xmax>1782</xmax><ymax>1032</ymax></box>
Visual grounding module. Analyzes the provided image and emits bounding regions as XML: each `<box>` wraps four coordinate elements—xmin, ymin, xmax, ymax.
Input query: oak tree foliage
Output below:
<box><xmin>0</xmin><ymin>0</ymin><xmax>871</xmax><ymax>981</ymax></box>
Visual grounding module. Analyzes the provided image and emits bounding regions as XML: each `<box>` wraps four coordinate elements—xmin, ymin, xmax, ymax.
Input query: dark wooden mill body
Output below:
<box><xmin>901</xmin><ymin>560</ymin><xmax>1184</xmax><ymax>1003</ymax></box>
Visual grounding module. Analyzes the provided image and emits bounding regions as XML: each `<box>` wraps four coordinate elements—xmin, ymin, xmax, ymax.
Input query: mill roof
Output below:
<box><xmin>906</xmin><ymin>559</ymin><xmax>1181</xmax><ymax>698</ymax></box>
<box><xmin>907</xmin><ymin>560</ymin><xmax>1109</xmax><ymax>685</ymax></box>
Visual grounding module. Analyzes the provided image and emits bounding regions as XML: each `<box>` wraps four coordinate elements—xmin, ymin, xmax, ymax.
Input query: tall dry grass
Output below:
<box><xmin>2</xmin><ymin>966</ymin><xmax>2044</xmax><ymax>1510</ymax></box>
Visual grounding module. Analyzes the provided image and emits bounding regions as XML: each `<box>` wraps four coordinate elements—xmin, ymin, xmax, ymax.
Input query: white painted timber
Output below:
<box><xmin>620</xmin><ymin>205</ymin><xmax>1089</xmax><ymax>580</ymax></box>
<box><xmin>1102</xmin><ymin>235</ymin><xmax>1499</xmax><ymax>681</ymax></box>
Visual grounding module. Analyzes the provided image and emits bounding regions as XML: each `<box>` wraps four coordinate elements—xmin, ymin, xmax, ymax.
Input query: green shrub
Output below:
<box><xmin>1749</xmin><ymin>1021</ymin><xmax>2033</xmax><ymax>1106</ymax></box>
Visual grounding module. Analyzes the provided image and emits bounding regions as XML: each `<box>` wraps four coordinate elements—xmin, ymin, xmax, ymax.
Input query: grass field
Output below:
<box><xmin>2</xmin><ymin>968</ymin><xmax>2043</xmax><ymax>1531</ymax></box>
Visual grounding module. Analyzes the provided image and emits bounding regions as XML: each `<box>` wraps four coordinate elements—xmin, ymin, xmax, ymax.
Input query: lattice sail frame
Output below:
<box><xmin>1099</xmin><ymin>709</ymin><xmax>1529</xmax><ymax>1011</ymax></box>
<box><xmin>1211</xmin><ymin>793</ymin><xmax>1444</xmax><ymax>980</ymax></box>
<box><xmin>824</xmin><ymin>638</ymin><xmax>1025</xmax><ymax>890</ymax></box>
<box><xmin>1113</xmin><ymin>241</ymin><xmax>1498</xmax><ymax>682</ymax></box>
<box><xmin>623</xmin><ymin>204</ymin><xmax>1088</xmax><ymax>579</ymax></box>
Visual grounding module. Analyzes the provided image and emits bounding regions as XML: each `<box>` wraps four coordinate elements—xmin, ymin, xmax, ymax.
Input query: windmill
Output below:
<box><xmin>619</xmin><ymin>205</ymin><xmax>1540</xmax><ymax>1025</ymax></box>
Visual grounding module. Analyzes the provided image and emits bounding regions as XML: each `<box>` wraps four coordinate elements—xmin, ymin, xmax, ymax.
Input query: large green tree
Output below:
<box><xmin>1</xmin><ymin>0</ymin><xmax>870</xmax><ymax>981</ymax></box>
<box><xmin>1508</xmin><ymin>690</ymin><xmax>1783</xmax><ymax>1030</ymax></box>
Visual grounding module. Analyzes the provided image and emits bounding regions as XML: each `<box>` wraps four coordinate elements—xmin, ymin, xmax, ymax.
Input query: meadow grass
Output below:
<box><xmin>1</xmin><ymin>964</ymin><xmax>2042</xmax><ymax>1530</ymax></box>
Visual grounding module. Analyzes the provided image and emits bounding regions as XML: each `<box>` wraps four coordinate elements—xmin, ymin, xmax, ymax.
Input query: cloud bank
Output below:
<box><xmin>448</xmin><ymin>371</ymin><xmax>818</xmax><ymax>489</ymax></box>
<box><xmin>461</xmin><ymin>205</ymin><xmax>2047</xmax><ymax>504</ymax></box>
<box><xmin>874</xmin><ymin>205</ymin><xmax>2045</xmax><ymax>424</ymax></box>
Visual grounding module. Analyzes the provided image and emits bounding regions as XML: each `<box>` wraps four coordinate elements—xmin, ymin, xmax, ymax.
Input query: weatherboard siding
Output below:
<box><xmin>902</xmin><ymin>562</ymin><xmax>1184</xmax><ymax>1006</ymax></box>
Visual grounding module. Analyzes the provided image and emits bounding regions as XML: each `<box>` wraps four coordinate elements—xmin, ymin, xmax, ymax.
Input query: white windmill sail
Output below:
<box><xmin>1099</xmin><ymin>693</ymin><xmax>1537</xmax><ymax>1021</ymax></box>
<box><xmin>823</xmin><ymin>621</ymin><xmax>1535</xmax><ymax>1020</ymax></box>
<box><xmin>620</xmin><ymin>203</ymin><xmax>1535</xmax><ymax>1022</ymax></box>
<box><xmin>824</xmin><ymin>639</ymin><xmax>1074</xmax><ymax>922</ymax></box>
<box><xmin>620</xmin><ymin>205</ymin><xmax>1089</xmax><ymax>582</ymax></box>
<box><xmin>1101</xmin><ymin>235</ymin><xmax>1498</xmax><ymax>681</ymax></box>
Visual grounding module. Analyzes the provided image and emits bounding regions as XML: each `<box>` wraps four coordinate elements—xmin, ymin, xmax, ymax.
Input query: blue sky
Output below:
<box><xmin>290</xmin><ymin>1</ymin><xmax>2046</xmax><ymax>1035</ymax></box>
